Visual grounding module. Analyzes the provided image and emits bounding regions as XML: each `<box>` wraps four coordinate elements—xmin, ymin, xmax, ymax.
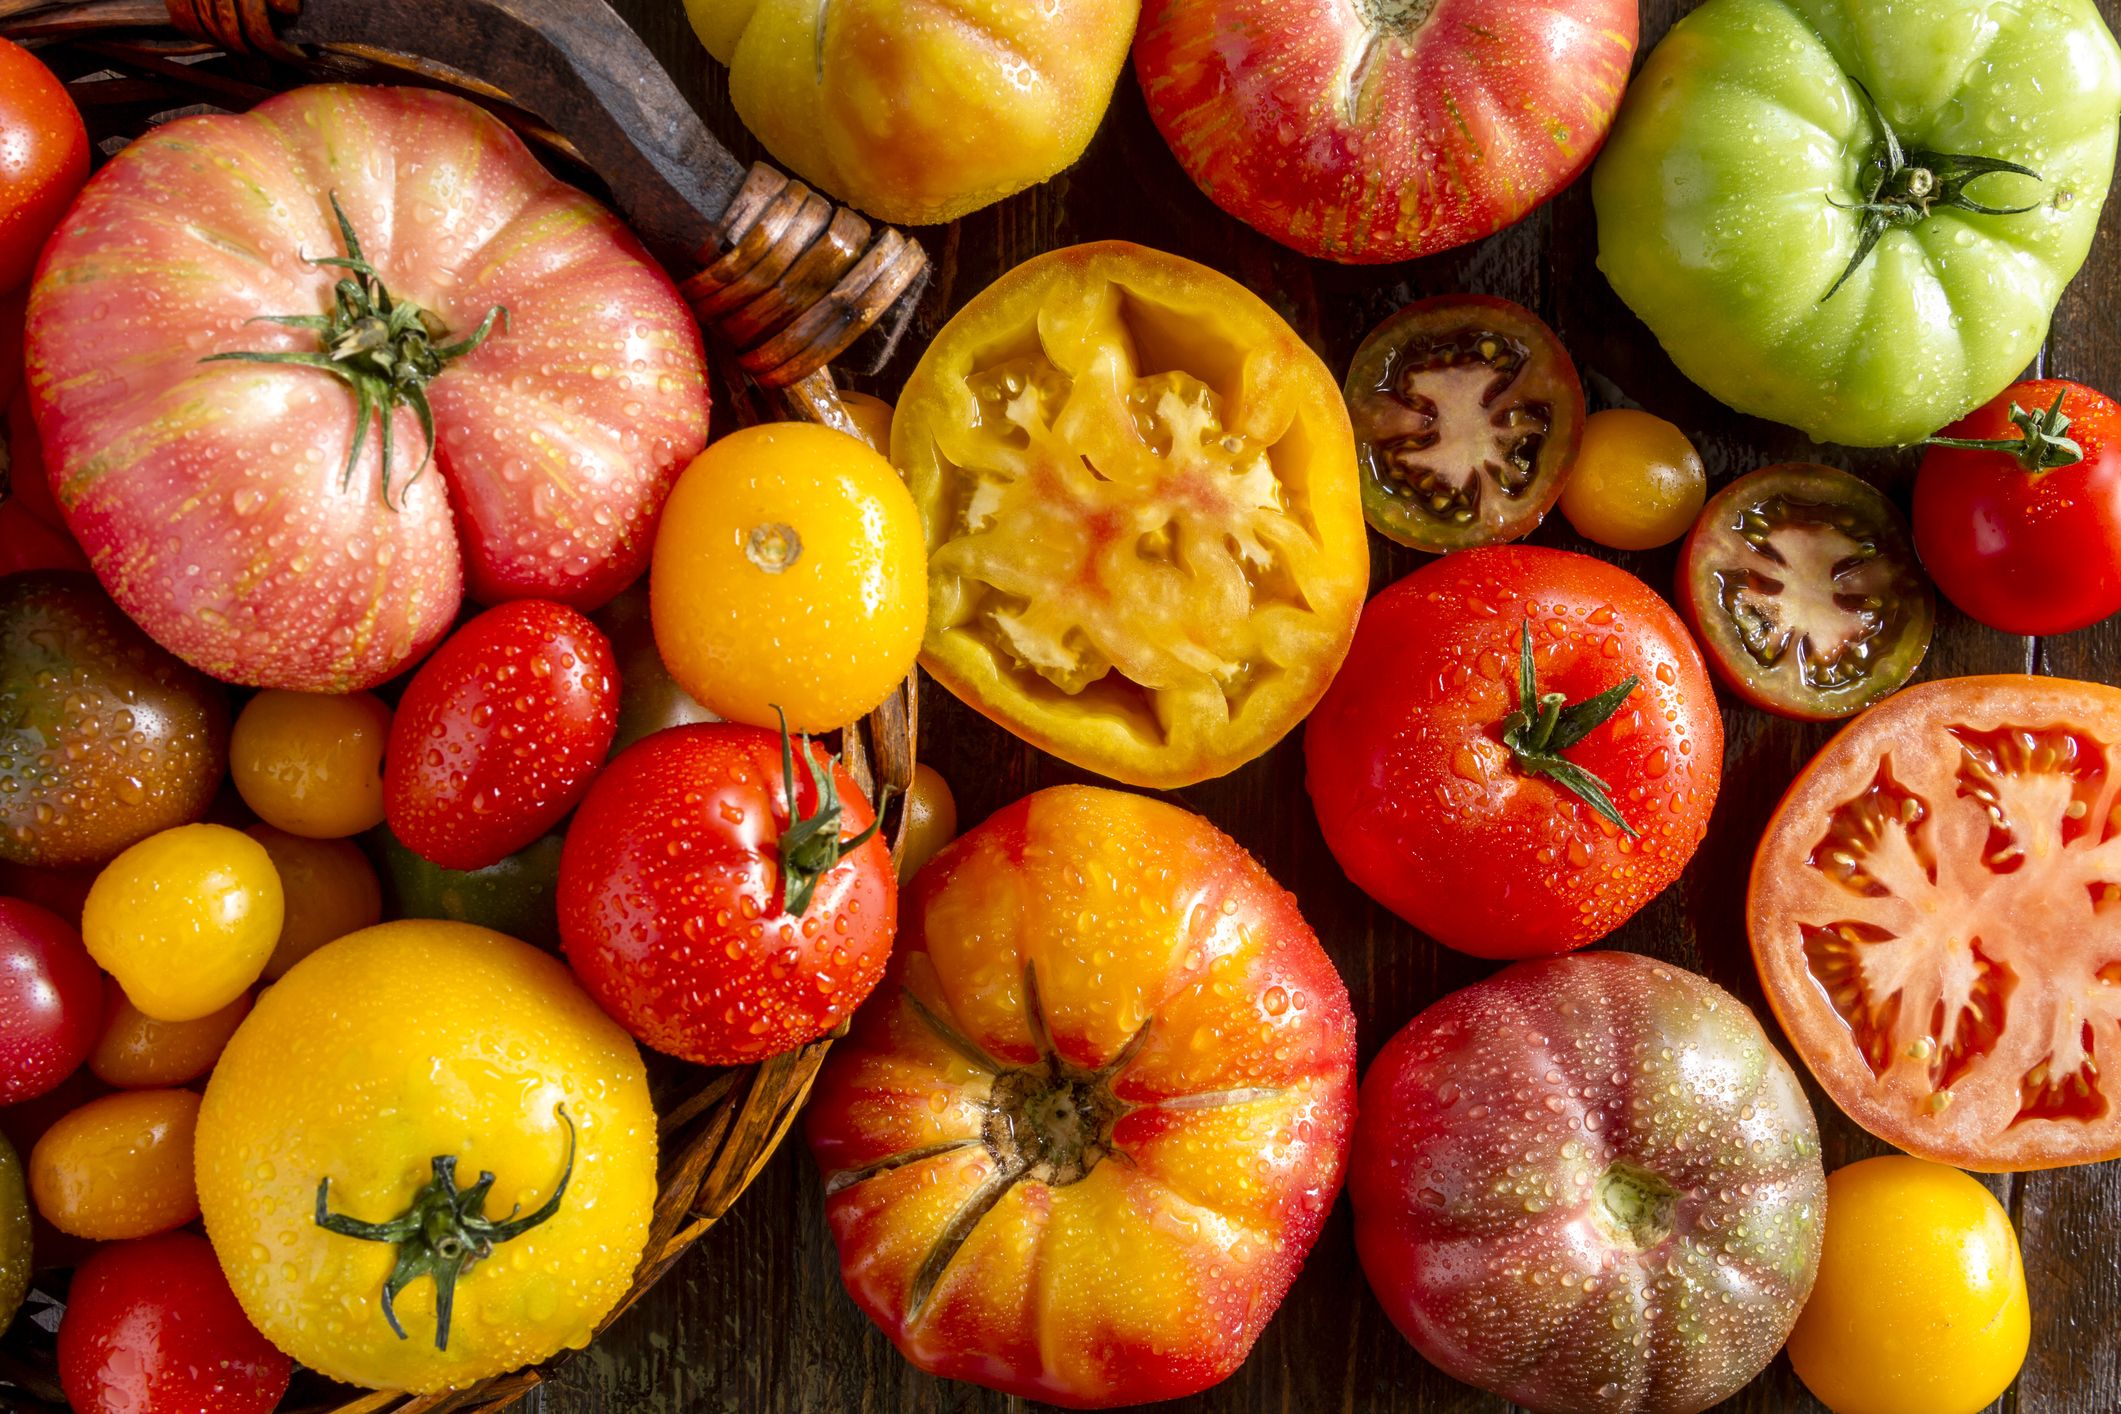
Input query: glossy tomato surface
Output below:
<box><xmin>0</xmin><ymin>896</ymin><xmax>100</xmax><ymax>1104</ymax></box>
<box><xmin>807</xmin><ymin>786</ymin><xmax>1355</xmax><ymax>1408</ymax></box>
<box><xmin>29</xmin><ymin>1087</ymin><xmax>201</xmax><ymax>1240</ymax></box>
<box><xmin>1352</xmin><ymin>953</ymin><xmax>1824</xmax><ymax>1414</ymax></box>
<box><xmin>229</xmin><ymin>689</ymin><xmax>392</xmax><ymax>839</ymax></box>
<box><xmin>0</xmin><ymin>38</ymin><xmax>85</xmax><ymax>294</ymax></box>
<box><xmin>1307</xmin><ymin>547</ymin><xmax>1722</xmax><ymax>957</ymax></box>
<box><xmin>28</xmin><ymin>85</ymin><xmax>709</xmax><ymax>691</ymax></box>
<box><xmin>82</xmin><ymin>823</ymin><xmax>282</xmax><ymax>1023</ymax></box>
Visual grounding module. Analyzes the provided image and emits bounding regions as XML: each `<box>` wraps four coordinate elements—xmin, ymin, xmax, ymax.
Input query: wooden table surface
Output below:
<box><xmin>546</xmin><ymin>2</ymin><xmax>2121</xmax><ymax>1410</ymax></box>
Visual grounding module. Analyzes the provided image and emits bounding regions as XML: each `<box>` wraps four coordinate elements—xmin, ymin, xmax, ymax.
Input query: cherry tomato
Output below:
<box><xmin>895</xmin><ymin>762</ymin><xmax>956</xmax><ymax>882</ymax></box>
<box><xmin>1787</xmin><ymin>1157</ymin><xmax>2028</xmax><ymax>1414</ymax></box>
<box><xmin>0</xmin><ymin>896</ymin><xmax>100</xmax><ymax>1103</ymax></box>
<box><xmin>229</xmin><ymin>688</ymin><xmax>392</xmax><ymax>838</ymax></box>
<box><xmin>0</xmin><ymin>1133</ymin><xmax>25</xmax><ymax>1332</ymax></box>
<box><xmin>82</xmin><ymin>823</ymin><xmax>283</xmax><ymax>1022</ymax></box>
<box><xmin>384</xmin><ymin>600</ymin><xmax>618</xmax><ymax>871</ymax></box>
<box><xmin>29</xmin><ymin>1088</ymin><xmax>199</xmax><ymax>1239</ymax></box>
<box><xmin>1558</xmin><ymin>409</ymin><xmax>1707</xmax><ymax>550</ymax></box>
<box><xmin>244</xmin><ymin>824</ymin><xmax>380</xmax><ymax>979</ymax></box>
<box><xmin>382</xmin><ymin>825</ymin><xmax>566</xmax><ymax>953</ymax></box>
<box><xmin>58</xmin><ymin>1231</ymin><xmax>291</xmax><ymax>1414</ymax></box>
<box><xmin>838</xmin><ymin>389</ymin><xmax>895</xmax><ymax>450</ymax></box>
<box><xmin>595</xmin><ymin>580</ymin><xmax>714</xmax><ymax>757</ymax></box>
<box><xmin>0</xmin><ymin>39</ymin><xmax>87</xmax><ymax>294</ymax></box>
<box><xmin>89</xmin><ymin>987</ymin><xmax>249</xmax><ymax>1088</ymax></box>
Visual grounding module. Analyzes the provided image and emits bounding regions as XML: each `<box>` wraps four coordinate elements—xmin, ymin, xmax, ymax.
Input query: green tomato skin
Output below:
<box><xmin>1593</xmin><ymin>0</ymin><xmax>2121</xmax><ymax>446</ymax></box>
<box><xmin>378</xmin><ymin>828</ymin><xmax>566</xmax><ymax>952</ymax></box>
<box><xmin>0</xmin><ymin>1135</ymin><xmax>27</xmax><ymax>1333</ymax></box>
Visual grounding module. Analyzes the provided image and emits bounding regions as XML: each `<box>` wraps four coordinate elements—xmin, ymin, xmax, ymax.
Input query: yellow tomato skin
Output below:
<box><xmin>195</xmin><ymin>921</ymin><xmax>657</xmax><ymax>1394</ymax></box>
<box><xmin>894</xmin><ymin>762</ymin><xmax>957</xmax><ymax>882</ymax></box>
<box><xmin>651</xmin><ymin>423</ymin><xmax>926</xmax><ymax>734</ymax></box>
<box><xmin>245</xmin><ymin>825</ymin><xmax>381</xmax><ymax>979</ymax></box>
<box><xmin>686</xmin><ymin>0</ymin><xmax>1138</xmax><ymax>224</ymax></box>
<box><xmin>1558</xmin><ymin>408</ymin><xmax>1707</xmax><ymax>551</ymax></box>
<box><xmin>1787</xmin><ymin>1157</ymin><xmax>2029</xmax><ymax>1414</ymax></box>
<box><xmin>83</xmin><ymin>823</ymin><xmax>283</xmax><ymax>1021</ymax></box>
<box><xmin>839</xmin><ymin>389</ymin><xmax>895</xmax><ymax>452</ymax></box>
<box><xmin>230</xmin><ymin>689</ymin><xmax>391</xmax><ymax>838</ymax></box>
<box><xmin>29</xmin><ymin>1089</ymin><xmax>200</xmax><ymax>1239</ymax></box>
<box><xmin>89</xmin><ymin>988</ymin><xmax>250</xmax><ymax>1088</ymax></box>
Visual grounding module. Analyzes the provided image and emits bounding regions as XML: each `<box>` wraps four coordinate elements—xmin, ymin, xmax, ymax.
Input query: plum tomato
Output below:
<box><xmin>30</xmin><ymin>1088</ymin><xmax>200</xmax><ymax>1240</ymax></box>
<box><xmin>651</xmin><ymin>424</ymin><xmax>926</xmax><ymax>734</ymax></box>
<box><xmin>0</xmin><ymin>896</ymin><xmax>100</xmax><ymax>1104</ymax></box>
<box><xmin>385</xmin><ymin>600</ymin><xmax>618</xmax><ymax>871</ymax></box>
<box><xmin>89</xmin><ymin>988</ymin><xmax>249</xmax><ymax>1088</ymax></box>
<box><xmin>57</xmin><ymin>1231</ymin><xmax>292</xmax><ymax>1414</ymax></box>
<box><xmin>1559</xmin><ymin>410</ymin><xmax>1707</xmax><ymax>552</ymax></box>
<box><xmin>895</xmin><ymin>762</ymin><xmax>957</xmax><ymax>883</ymax></box>
<box><xmin>1</xmin><ymin>571</ymin><xmax>228</xmax><ymax>867</ymax></box>
<box><xmin>559</xmin><ymin>722</ymin><xmax>894</xmax><ymax>1065</ymax></box>
<box><xmin>384</xmin><ymin>826</ymin><xmax>566</xmax><ymax>953</ymax></box>
<box><xmin>245</xmin><ymin>825</ymin><xmax>381</xmax><ymax>979</ymax></box>
<box><xmin>1307</xmin><ymin>546</ymin><xmax>1721</xmax><ymax>958</ymax></box>
<box><xmin>0</xmin><ymin>1134</ymin><xmax>25</xmax><ymax>1332</ymax></box>
<box><xmin>1135</xmin><ymin>0</ymin><xmax>1636</xmax><ymax>264</ymax></box>
<box><xmin>1786</xmin><ymin>1157</ymin><xmax>2028</xmax><ymax>1414</ymax></box>
<box><xmin>1914</xmin><ymin>379</ymin><xmax>2121</xmax><ymax>636</ymax></box>
<box><xmin>895</xmin><ymin>242</ymin><xmax>1368</xmax><ymax>788</ymax></box>
<box><xmin>1352</xmin><ymin>952</ymin><xmax>1825</xmax><ymax>1414</ymax></box>
<box><xmin>1344</xmin><ymin>296</ymin><xmax>1586</xmax><ymax>552</ymax></box>
<box><xmin>1749</xmin><ymin>675</ymin><xmax>2121</xmax><ymax>1170</ymax></box>
<box><xmin>806</xmin><ymin>786</ymin><xmax>1355</xmax><ymax>1407</ymax></box>
<box><xmin>230</xmin><ymin>688</ymin><xmax>392</xmax><ymax>838</ymax></box>
<box><xmin>82</xmin><ymin>823</ymin><xmax>283</xmax><ymax>1022</ymax></box>
<box><xmin>1679</xmin><ymin>464</ymin><xmax>1934</xmax><ymax>721</ymax></box>
<box><xmin>0</xmin><ymin>38</ymin><xmax>86</xmax><ymax>294</ymax></box>
<box><xmin>595</xmin><ymin>580</ymin><xmax>714</xmax><ymax>757</ymax></box>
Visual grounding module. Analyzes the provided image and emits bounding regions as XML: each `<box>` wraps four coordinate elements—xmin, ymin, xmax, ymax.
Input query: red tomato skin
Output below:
<box><xmin>0</xmin><ymin>40</ymin><xmax>86</xmax><ymax>295</ymax></box>
<box><xmin>385</xmin><ymin>600</ymin><xmax>619</xmax><ymax>871</ymax></box>
<box><xmin>558</xmin><ymin>724</ymin><xmax>895</xmax><ymax>1065</ymax></box>
<box><xmin>1913</xmin><ymin>379</ymin><xmax>2121</xmax><ymax>636</ymax></box>
<box><xmin>57</xmin><ymin>1232</ymin><xmax>291</xmax><ymax>1414</ymax></box>
<box><xmin>1306</xmin><ymin>547</ymin><xmax>1721</xmax><ymax>958</ymax></box>
<box><xmin>0</xmin><ymin>897</ymin><xmax>101</xmax><ymax>1104</ymax></box>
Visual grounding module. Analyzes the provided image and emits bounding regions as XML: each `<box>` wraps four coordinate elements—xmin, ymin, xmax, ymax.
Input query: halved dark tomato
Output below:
<box><xmin>1343</xmin><ymin>295</ymin><xmax>1584</xmax><ymax>552</ymax></box>
<box><xmin>1751</xmin><ymin>676</ymin><xmax>2121</xmax><ymax>1171</ymax></box>
<box><xmin>1678</xmin><ymin>464</ymin><xmax>1933</xmax><ymax>721</ymax></box>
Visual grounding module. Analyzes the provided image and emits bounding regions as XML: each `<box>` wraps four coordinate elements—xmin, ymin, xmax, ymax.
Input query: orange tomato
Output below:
<box><xmin>244</xmin><ymin>825</ymin><xmax>382</xmax><ymax>979</ymax></box>
<box><xmin>29</xmin><ymin>1089</ymin><xmax>200</xmax><ymax>1239</ymax></box>
<box><xmin>89</xmin><ymin>989</ymin><xmax>250</xmax><ymax>1088</ymax></box>
<box><xmin>229</xmin><ymin>690</ymin><xmax>391</xmax><ymax>838</ymax></box>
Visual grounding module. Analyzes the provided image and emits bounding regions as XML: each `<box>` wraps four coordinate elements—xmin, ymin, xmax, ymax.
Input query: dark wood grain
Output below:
<box><xmin>547</xmin><ymin>2</ymin><xmax>2121</xmax><ymax>1411</ymax></box>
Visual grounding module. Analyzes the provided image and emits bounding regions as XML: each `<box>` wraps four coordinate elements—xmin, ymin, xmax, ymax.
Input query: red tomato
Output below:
<box><xmin>3</xmin><ymin>376</ymin><xmax>86</xmax><ymax>575</ymax></box>
<box><xmin>0</xmin><ymin>896</ymin><xmax>101</xmax><ymax>1104</ymax></box>
<box><xmin>559</xmin><ymin>723</ymin><xmax>895</xmax><ymax>1065</ymax></box>
<box><xmin>1306</xmin><ymin>546</ymin><xmax>1722</xmax><ymax>957</ymax></box>
<box><xmin>1134</xmin><ymin>0</ymin><xmax>1637</xmax><ymax>263</ymax></box>
<box><xmin>28</xmin><ymin>85</ymin><xmax>708</xmax><ymax>692</ymax></box>
<box><xmin>58</xmin><ymin>1231</ymin><xmax>291</xmax><ymax>1414</ymax></box>
<box><xmin>1913</xmin><ymin>379</ymin><xmax>2121</xmax><ymax>635</ymax></box>
<box><xmin>0</xmin><ymin>39</ymin><xmax>86</xmax><ymax>294</ymax></box>
<box><xmin>385</xmin><ymin>600</ymin><xmax>619</xmax><ymax>871</ymax></box>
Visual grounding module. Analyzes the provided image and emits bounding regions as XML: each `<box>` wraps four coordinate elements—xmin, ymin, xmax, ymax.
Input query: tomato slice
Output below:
<box><xmin>1751</xmin><ymin>676</ymin><xmax>2121</xmax><ymax>1171</ymax></box>
<box><xmin>1678</xmin><ymin>464</ymin><xmax>1934</xmax><ymax>721</ymax></box>
<box><xmin>1343</xmin><ymin>295</ymin><xmax>1584</xmax><ymax>552</ymax></box>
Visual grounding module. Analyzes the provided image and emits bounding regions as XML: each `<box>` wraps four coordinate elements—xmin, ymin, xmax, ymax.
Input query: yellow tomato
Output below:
<box><xmin>1787</xmin><ymin>1157</ymin><xmax>2029</xmax><ymax>1414</ymax></box>
<box><xmin>83</xmin><ymin>823</ymin><xmax>282</xmax><ymax>1021</ymax></box>
<box><xmin>245</xmin><ymin>824</ymin><xmax>381</xmax><ymax>979</ymax></box>
<box><xmin>895</xmin><ymin>762</ymin><xmax>956</xmax><ymax>882</ymax></box>
<box><xmin>29</xmin><ymin>1088</ymin><xmax>200</xmax><ymax>1239</ymax></box>
<box><xmin>89</xmin><ymin>987</ymin><xmax>250</xmax><ymax>1088</ymax></box>
<box><xmin>839</xmin><ymin>389</ymin><xmax>895</xmax><ymax>451</ymax></box>
<box><xmin>686</xmin><ymin>0</ymin><xmax>1138</xmax><ymax>224</ymax></box>
<box><xmin>1557</xmin><ymin>408</ymin><xmax>1707</xmax><ymax>551</ymax></box>
<box><xmin>651</xmin><ymin>423</ymin><xmax>926</xmax><ymax>733</ymax></box>
<box><xmin>229</xmin><ymin>689</ymin><xmax>391</xmax><ymax>838</ymax></box>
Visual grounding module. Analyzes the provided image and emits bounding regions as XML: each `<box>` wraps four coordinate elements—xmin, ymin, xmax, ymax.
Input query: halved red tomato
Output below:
<box><xmin>1750</xmin><ymin>676</ymin><xmax>2121</xmax><ymax>1171</ymax></box>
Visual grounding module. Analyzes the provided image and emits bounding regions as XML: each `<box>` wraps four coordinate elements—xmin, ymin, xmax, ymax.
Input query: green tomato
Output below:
<box><xmin>378</xmin><ymin>827</ymin><xmax>565</xmax><ymax>952</ymax></box>
<box><xmin>0</xmin><ymin>1133</ymin><xmax>27</xmax><ymax>1332</ymax></box>
<box><xmin>1593</xmin><ymin>0</ymin><xmax>2121</xmax><ymax>446</ymax></box>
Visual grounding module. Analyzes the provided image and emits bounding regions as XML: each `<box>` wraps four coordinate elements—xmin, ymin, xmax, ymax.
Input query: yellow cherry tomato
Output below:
<box><xmin>895</xmin><ymin>762</ymin><xmax>957</xmax><ymax>882</ymax></box>
<box><xmin>29</xmin><ymin>1088</ymin><xmax>200</xmax><ymax>1239</ymax></box>
<box><xmin>89</xmin><ymin>987</ymin><xmax>250</xmax><ymax>1088</ymax></box>
<box><xmin>229</xmin><ymin>689</ymin><xmax>391</xmax><ymax>838</ymax></box>
<box><xmin>245</xmin><ymin>824</ymin><xmax>381</xmax><ymax>979</ymax></box>
<box><xmin>839</xmin><ymin>389</ymin><xmax>895</xmax><ymax>451</ymax></box>
<box><xmin>651</xmin><ymin>422</ymin><xmax>926</xmax><ymax>733</ymax></box>
<box><xmin>1558</xmin><ymin>408</ymin><xmax>1707</xmax><ymax>551</ymax></box>
<box><xmin>82</xmin><ymin>823</ymin><xmax>283</xmax><ymax>1021</ymax></box>
<box><xmin>1787</xmin><ymin>1156</ymin><xmax>2029</xmax><ymax>1414</ymax></box>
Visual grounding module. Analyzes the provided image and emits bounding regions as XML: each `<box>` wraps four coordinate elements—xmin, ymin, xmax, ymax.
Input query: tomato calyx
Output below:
<box><xmin>204</xmin><ymin>193</ymin><xmax>506</xmax><ymax>505</ymax></box>
<box><xmin>313</xmin><ymin>1102</ymin><xmax>575</xmax><ymax>1350</ymax></box>
<box><xmin>774</xmin><ymin>707</ymin><xmax>892</xmax><ymax>919</ymax></box>
<box><xmin>1925</xmin><ymin>388</ymin><xmax>2085</xmax><ymax>472</ymax></box>
<box><xmin>1500</xmin><ymin>621</ymin><xmax>1640</xmax><ymax>837</ymax></box>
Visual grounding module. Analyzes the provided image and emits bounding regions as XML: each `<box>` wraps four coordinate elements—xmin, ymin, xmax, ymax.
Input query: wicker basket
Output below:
<box><xmin>0</xmin><ymin>1</ymin><xmax>924</xmax><ymax>1409</ymax></box>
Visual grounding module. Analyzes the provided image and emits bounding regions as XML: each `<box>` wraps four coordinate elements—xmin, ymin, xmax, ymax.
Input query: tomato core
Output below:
<box><xmin>982</xmin><ymin>1064</ymin><xmax>1122</xmax><ymax>1188</ymax></box>
<box><xmin>1353</xmin><ymin>0</ymin><xmax>1438</xmax><ymax>34</ymax></box>
<box><xmin>1591</xmin><ymin>1161</ymin><xmax>1679</xmax><ymax>1251</ymax></box>
<box><xmin>1361</xmin><ymin>324</ymin><xmax>1553</xmax><ymax>530</ymax></box>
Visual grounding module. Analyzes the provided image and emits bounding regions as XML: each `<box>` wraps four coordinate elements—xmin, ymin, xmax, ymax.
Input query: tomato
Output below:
<box><xmin>1344</xmin><ymin>296</ymin><xmax>1585</xmax><ymax>551</ymax></box>
<box><xmin>689</xmin><ymin>0</ymin><xmax>1138</xmax><ymax>225</ymax></box>
<box><xmin>595</xmin><ymin>580</ymin><xmax>714</xmax><ymax>757</ymax></box>
<box><xmin>385</xmin><ymin>600</ymin><xmax>618</xmax><ymax>870</ymax></box>
<box><xmin>245</xmin><ymin>825</ymin><xmax>381</xmax><ymax>979</ymax></box>
<box><xmin>1914</xmin><ymin>379</ymin><xmax>2121</xmax><ymax>635</ymax></box>
<box><xmin>57</xmin><ymin>1232</ymin><xmax>292</xmax><ymax>1414</ymax></box>
<box><xmin>1594</xmin><ymin>0</ymin><xmax>2121</xmax><ymax>447</ymax></box>
<box><xmin>0</xmin><ymin>1134</ymin><xmax>25</xmax><ymax>1333</ymax></box>
<box><xmin>82</xmin><ymin>824</ymin><xmax>283</xmax><ymax>1022</ymax></box>
<box><xmin>1559</xmin><ymin>409</ymin><xmax>1706</xmax><ymax>552</ymax></box>
<box><xmin>1</xmin><ymin>571</ymin><xmax>227</xmax><ymax>867</ymax></box>
<box><xmin>2</xmin><ymin>385</ymin><xmax>87</xmax><ymax>576</ymax></box>
<box><xmin>384</xmin><ymin>826</ymin><xmax>566</xmax><ymax>953</ymax></box>
<box><xmin>0</xmin><ymin>39</ymin><xmax>86</xmax><ymax>294</ymax></box>
<box><xmin>0</xmin><ymin>896</ymin><xmax>99</xmax><ymax>1104</ymax></box>
<box><xmin>1679</xmin><ymin>464</ymin><xmax>1935</xmax><ymax>722</ymax></box>
<box><xmin>229</xmin><ymin>689</ymin><xmax>392</xmax><ymax>839</ymax></box>
<box><xmin>29</xmin><ymin>85</ymin><xmax>709</xmax><ymax>693</ymax></box>
<box><xmin>1308</xmin><ymin>547</ymin><xmax>1721</xmax><ymax>958</ymax></box>
<box><xmin>651</xmin><ymin>424</ymin><xmax>925</xmax><ymax>734</ymax></box>
<box><xmin>559</xmin><ymin>722</ymin><xmax>894</xmax><ymax>1065</ymax></box>
<box><xmin>895</xmin><ymin>242</ymin><xmax>1367</xmax><ymax>788</ymax></box>
<box><xmin>196</xmin><ymin>920</ymin><xmax>656</xmax><ymax>1393</ymax></box>
<box><xmin>89</xmin><ymin>988</ymin><xmax>249</xmax><ymax>1089</ymax></box>
<box><xmin>895</xmin><ymin>762</ymin><xmax>957</xmax><ymax>883</ymax></box>
<box><xmin>807</xmin><ymin>786</ymin><xmax>1355</xmax><ymax>1407</ymax></box>
<box><xmin>839</xmin><ymin>389</ymin><xmax>895</xmax><ymax>451</ymax></box>
<box><xmin>29</xmin><ymin>1088</ymin><xmax>199</xmax><ymax>1240</ymax></box>
<box><xmin>1135</xmin><ymin>0</ymin><xmax>1635</xmax><ymax>264</ymax></box>
<box><xmin>1750</xmin><ymin>675</ymin><xmax>2121</xmax><ymax>1170</ymax></box>
<box><xmin>1352</xmin><ymin>953</ymin><xmax>1824</xmax><ymax>1414</ymax></box>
